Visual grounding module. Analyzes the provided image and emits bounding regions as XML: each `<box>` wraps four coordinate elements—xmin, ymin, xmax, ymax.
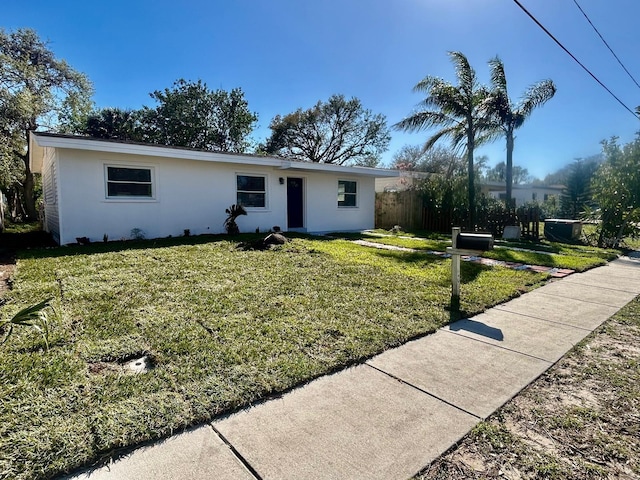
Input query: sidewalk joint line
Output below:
<box><xmin>491</xmin><ymin>306</ymin><xmax>594</xmax><ymax>332</ymax></box>
<box><xmin>442</xmin><ymin>329</ymin><xmax>556</xmax><ymax>363</ymax></box>
<box><xmin>210</xmin><ymin>425</ymin><xmax>263</xmax><ymax>480</ymax></box>
<box><xmin>537</xmin><ymin>290</ymin><xmax>631</xmax><ymax>308</ymax></box>
<box><xmin>562</xmin><ymin>279</ymin><xmax>640</xmax><ymax>294</ymax></box>
<box><xmin>364</xmin><ymin>363</ymin><xmax>482</xmax><ymax>420</ymax></box>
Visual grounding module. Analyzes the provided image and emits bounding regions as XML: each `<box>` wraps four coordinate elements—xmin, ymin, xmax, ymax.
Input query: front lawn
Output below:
<box><xmin>334</xmin><ymin>231</ymin><xmax>618</xmax><ymax>272</ymax></box>
<box><xmin>1</xmin><ymin>234</ymin><xmax>549</xmax><ymax>479</ymax></box>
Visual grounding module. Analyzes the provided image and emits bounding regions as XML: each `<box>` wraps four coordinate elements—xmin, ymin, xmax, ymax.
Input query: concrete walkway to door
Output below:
<box><xmin>67</xmin><ymin>255</ymin><xmax>640</xmax><ymax>480</ymax></box>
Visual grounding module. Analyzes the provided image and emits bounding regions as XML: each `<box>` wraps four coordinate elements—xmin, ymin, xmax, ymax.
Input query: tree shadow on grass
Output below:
<box><xmin>0</xmin><ymin>230</ymin><xmax>57</xmax><ymax>249</ymax></box>
<box><xmin>485</xmin><ymin>249</ymin><xmax>561</xmax><ymax>269</ymax></box>
<box><xmin>16</xmin><ymin>232</ymin><xmax>318</xmax><ymax>261</ymax></box>
<box><xmin>371</xmin><ymin>248</ymin><xmax>445</xmax><ymax>268</ymax></box>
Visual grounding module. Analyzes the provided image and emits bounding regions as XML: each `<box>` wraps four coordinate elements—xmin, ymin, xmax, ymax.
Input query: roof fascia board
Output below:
<box><xmin>30</xmin><ymin>133</ymin><xmax>399</xmax><ymax>178</ymax></box>
<box><xmin>281</xmin><ymin>161</ymin><xmax>399</xmax><ymax>178</ymax></box>
<box><xmin>30</xmin><ymin>133</ymin><xmax>284</xmax><ymax>168</ymax></box>
<box><xmin>29</xmin><ymin>133</ymin><xmax>46</xmax><ymax>173</ymax></box>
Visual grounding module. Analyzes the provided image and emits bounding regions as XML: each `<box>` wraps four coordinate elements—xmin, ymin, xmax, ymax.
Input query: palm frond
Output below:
<box><xmin>516</xmin><ymin>80</ymin><xmax>556</xmax><ymax>120</ymax></box>
<box><xmin>413</xmin><ymin>76</ymin><xmax>445</xmax><ymax>94</ymax></box>
<box><xmin>448</xmin><ymin>51</ymin><xmax>477</xmax><ymax>97</ymax></box>
<box><xmin>488</xmin><ymin>56</ymin><xmax>507</xmax><ymax>92</ymax></box>
<box><xmin>394</xmin><ymin>110</ymin><xmax>457</xmax><ymax>132</ymax></box>
<box><xmin>424</xmin><ymin>124</ymin><xmax>465</xmax><ymax>151</ymax></box>
<box><xmin>4</xmin><ymin>298</ymin><xmax>52</xmax><ymax>325</ymax></box>
<box><xmin>476</xmin><ymin>128</ymin><xmax>503</xmax><ymax>147</ymax></box>
<box><xmin>424</xmin><ymin>85</ymin><xmax>468</xmax><ymax>117</ymax></box>
<box><xmin>1</xmin><ymin>298</ymin><xmax>53</xmax><ymax>350</ymax></box>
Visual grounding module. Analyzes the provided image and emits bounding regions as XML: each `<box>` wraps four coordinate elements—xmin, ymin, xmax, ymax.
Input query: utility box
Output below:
<box><xmin>456</xmin><ymin>232</ymin><xmax>494</xmax><ymax>251</ymax></box>
<box><xmin>544</xmin><ymin>219</ymin><xmax>582</xmax><ymax>242</ymax></box>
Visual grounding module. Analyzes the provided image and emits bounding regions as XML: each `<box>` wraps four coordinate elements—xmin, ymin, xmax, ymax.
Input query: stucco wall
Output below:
<box><xmin>304</xmin><ymin>174</ymin><xmax>375</xmax><ymax>232</ymax></box>
<box><xmin>53</xmin><ymin>148</ymin><xmax>375</xmax><ymax>244</ymax></box>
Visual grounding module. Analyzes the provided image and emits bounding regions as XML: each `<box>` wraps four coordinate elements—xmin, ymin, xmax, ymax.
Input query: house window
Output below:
<box><xmin>338</xmin><ymin>180</ymin><xmax>357</xmax><ymax>207</ymax></box>
<box><xmin>532</xmin><ymin>192</ymin><xmax>537</xmax><ymax>201</ymax></box>
<box><xmin>106</xmin><ymin>166</ymin><xmax>153</xmax><ymax>198</ymax></box>
<box><xmin>237</xmin><ymin>174</ymin><xmax>266</xmax><ymax>208</ymax></box>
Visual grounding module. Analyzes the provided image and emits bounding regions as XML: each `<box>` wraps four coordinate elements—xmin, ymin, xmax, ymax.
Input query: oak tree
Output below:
<box><xmin>0</xmin><ymin>28</ymin><xmax>92</xmax><ymax>219</ymax></box>
<box><xmin>265</xmin><ymin>94</ymin><xmax>390</xmax><ymax>165</ymax></box>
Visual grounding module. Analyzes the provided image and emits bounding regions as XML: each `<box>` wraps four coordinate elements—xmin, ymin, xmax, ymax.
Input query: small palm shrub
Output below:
<box><xmin>1</xmin><ymin>298</ymin><xmax>54</xmax><ymax>351</ymax></box>
<box><xmin>224</xmin><ymin>204</ymin><xmax>247</xmax><ymax>234</ymax></box>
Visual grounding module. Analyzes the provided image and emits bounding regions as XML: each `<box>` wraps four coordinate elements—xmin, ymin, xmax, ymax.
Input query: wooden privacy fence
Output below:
<box><xmin>422</xmin><ymin>208</ymin><xmax>453</xmax><ymax>233</ymax></box>
<box><xmin>376</xmin><ymin>191</ymin><xmax>540</xmax><ymax>239</ymax></box>
<box><xmin>480</xmin><ymin>206</ymin><xmax>540</xmax><ymax>239</ymax></box>
<box><xmin>515</xmin><ymin>206</ymin><xmax>540</xmax><ymax>239</ymax></box>
<box><xmin>375</xmin><ymin>191</ymin><xmax>423</xmax><ymax>230</ymax></box>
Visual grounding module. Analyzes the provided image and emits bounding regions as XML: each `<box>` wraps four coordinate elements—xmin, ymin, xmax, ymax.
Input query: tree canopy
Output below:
<box><xmin>559</xmin><ymin>159</ymin><xmax>598</xmax><ymax>219</ymax></box>
<box><xmin>542</xmin><ymin>154</ymin><xmax>602</xmax><ymax>185</ymax></box>
<box><xmin>0</xmin><ymin>28</ymin><xmax>93</xmax><ymax>219</ymax></box>
<box><xmin>391</xmin><ymin>145</ymin><xmax>466</xmax><ymax>178</ymax></box>
<box><xmin>82</xmin><ymin>107</ymin><xmax>141</xmax><ymax>141</ymax></box>
<box><xmin>264</xmin><ymin>94</ymin><xmax>390</xmax><ymax>166</ymax></box>
<box><xmin>484</xmin><ymin>161</ymin><xmax>533</xmax><ymax>184</ymax></box>
<box><xmin>141</xmin><ymin>79</ymin><xmax>257</xmax><ymax>152</ymax></box>
<box><xmin>77</xmin><ymin>80</ymin><xmax>258</xmax><ymax>153</ymax></box>
<box><xmin>591</xmin><ymin>135</ymin><xmax>640</xmax><ymax>247</ymax></box>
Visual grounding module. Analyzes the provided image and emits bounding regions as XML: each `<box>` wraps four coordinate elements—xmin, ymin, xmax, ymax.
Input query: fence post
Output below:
<box><xmin>451</xmin><ymin>226</ymin><xmax>461</xmax><ymax>303</ymax></box>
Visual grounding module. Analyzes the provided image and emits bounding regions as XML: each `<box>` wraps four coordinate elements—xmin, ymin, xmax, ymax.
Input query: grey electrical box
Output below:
<box><xmin>544</xmin><ymin>219</ymin><xmax>582</xmax><ymax>242</ymax></box>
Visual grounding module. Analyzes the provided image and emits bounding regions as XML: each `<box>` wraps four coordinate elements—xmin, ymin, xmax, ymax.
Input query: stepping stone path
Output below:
<box><xmin>352</xmin><ymin>239</ymin><xmax>575</xmax><ymax>278</ymax></box>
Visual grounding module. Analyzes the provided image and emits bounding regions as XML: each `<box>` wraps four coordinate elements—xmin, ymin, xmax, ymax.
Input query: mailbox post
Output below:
<box><xmin>446</xmin><ymin>228</ymin><xmax>494</xmax><ymax>305</ymax></box>
<box><xmin>450</xmin><ymin>227</ymin><xmax>461</xmax><ymax>299</ymax></box>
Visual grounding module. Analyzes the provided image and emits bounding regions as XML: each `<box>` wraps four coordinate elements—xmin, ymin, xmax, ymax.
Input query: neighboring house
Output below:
<box><xmin>29</xmin><ymin>133</ymin><xmax>399</xmax><ymax>245</ymax></box>
<box><xmin>481</xmin><ymin>181</ymin><xmax>564</xmax><ymax>207</ymax></box>
<box><xmin>375</xmin><ymin>170</ymin><xmax>430</xmax><ymax>192</ymax></box>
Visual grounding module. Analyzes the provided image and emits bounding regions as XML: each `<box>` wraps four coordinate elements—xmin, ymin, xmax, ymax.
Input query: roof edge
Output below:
<box><xmin>29</xmin><ymin>133</ymin><xmax>399</xmax><ymax>177</ymax></box>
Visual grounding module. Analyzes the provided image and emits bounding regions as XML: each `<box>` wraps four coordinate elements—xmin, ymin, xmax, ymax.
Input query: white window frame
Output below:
<box><xmin>338</xmin><ymin>179</ymin><xmax>358</xmax><ymax>208</ymax></box>
<box><xmin>104</xmin><ymin>164</ymin><xmax>156</xmax><ymax>201</ymax></box>
<box><xmin>236</xmin><ymin>173</ymin><xmax>268</xmax><ymax>209</ymax></box>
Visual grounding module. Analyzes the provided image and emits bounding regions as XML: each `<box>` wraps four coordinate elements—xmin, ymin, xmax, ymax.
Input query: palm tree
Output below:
<box><xmin>486</xmin><ymin>57</ymin><xmax>556</xmax><ymax>209</ymax></box>
<box><xmin>395</xmin><ymin>51</ymin><xmax>492</xmax><ymax>229</ymax></box>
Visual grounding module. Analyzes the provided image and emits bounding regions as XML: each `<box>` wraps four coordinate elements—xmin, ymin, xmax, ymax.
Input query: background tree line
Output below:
<box><xmin>0</xmin><ymin>28</ymin><xmax>390</xmax><ymax>220</ymax></box>
<box><xmin>1</xmin><ymin>28</ymin><xmax>638</xmax><ymax>247</ymax></box>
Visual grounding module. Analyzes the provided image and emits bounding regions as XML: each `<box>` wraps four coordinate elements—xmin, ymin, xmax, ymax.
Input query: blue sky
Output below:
<box><xmin>4</xmin><ymin>0</ymin><xmax>640</xmax><ymax>178</ymax></box>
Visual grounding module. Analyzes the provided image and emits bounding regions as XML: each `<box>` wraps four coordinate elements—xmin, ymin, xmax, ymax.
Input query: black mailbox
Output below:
<box><xmin>456</xmin><ymin>233</ymin><xmax>494</xmax><ymax>251</ymax></box>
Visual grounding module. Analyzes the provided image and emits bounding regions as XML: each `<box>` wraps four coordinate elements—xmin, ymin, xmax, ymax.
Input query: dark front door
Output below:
<box><xmin>287</xmin><ymin>177</ymin><xmax>304</xmax><ymax>228</ymax></box>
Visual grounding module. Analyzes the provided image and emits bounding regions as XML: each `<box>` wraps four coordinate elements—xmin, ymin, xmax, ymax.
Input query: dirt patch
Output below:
<box><xmin>417</xmin><ymin>297</ymin><xmax>640</xmax><ymax>479</ymax></box>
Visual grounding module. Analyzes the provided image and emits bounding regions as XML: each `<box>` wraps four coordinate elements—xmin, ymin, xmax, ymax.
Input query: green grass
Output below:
<box><xmin>1</xmin><ymin>234</ymin><xmax>549</xmax><ymax>478</ymax></box>
<box><xmin>330</xmin><ymin>231</ymin><xmax>450</xmax><ymax>251</ymax></box>
<box><xmin>483</xmin><ymin>248</ymin><xmax>610</xmax><ymax>271</ymax></box>
<box><xmin>1</xmin><ymin>220</ymin><xmax>41</xmax><ymax>234</ymax></box>
<box><xmin>331</xmin><ymin>231</ymin><xmax>618</xmax><ymax>272</ymax></box>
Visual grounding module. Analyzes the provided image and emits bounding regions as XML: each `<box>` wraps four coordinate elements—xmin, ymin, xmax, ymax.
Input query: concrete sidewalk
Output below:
<box><xmin>68</xmin><ymin>256</ymin><xmax>640</xmax><ymax>480</ymax></box>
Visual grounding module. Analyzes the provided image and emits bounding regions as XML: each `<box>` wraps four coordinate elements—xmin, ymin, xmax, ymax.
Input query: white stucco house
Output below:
<box><xmin>29</xmin><ymin>133</ymin><xmax>399</xmax><ymax>245</ymax></box>
<box><xmin>482</xmin><ymin>181</ymin><xmax>564</xmax><ymax>207</ymax></box>
<box><xmin>374</xmin><ymin>170</ymin><xmax>430</xmax><ymax>192</ymax></box>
